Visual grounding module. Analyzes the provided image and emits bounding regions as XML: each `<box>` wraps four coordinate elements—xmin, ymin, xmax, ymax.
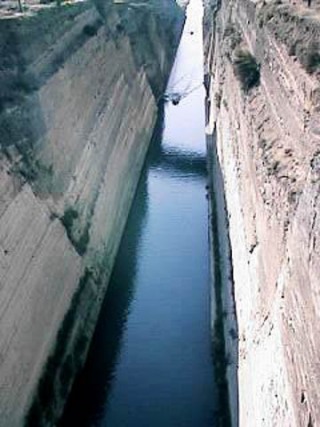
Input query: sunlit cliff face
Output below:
<box><xmin>204</xmin><ymin>0</ymin><xmax>320</xmax><ymax>423</ymax></box>
<box><xmin>0</xmin><ymin>1</ymin><xmax>185</xmax><ymax>425</ymax></box>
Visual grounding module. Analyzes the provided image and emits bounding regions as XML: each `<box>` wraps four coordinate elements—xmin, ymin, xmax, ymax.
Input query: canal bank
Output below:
<box><xmin>60</xmin><ymin>0</ymin><xmax>233</xmax><ymax>425</ymax></box>
<box><xmin>206</xmin><ymin>131</ymin><xmax>239</xmax><ymax>427</ymax></box>
<box><xmin>0</xmin><ymin>1</ymin><xmax>186</xmax><ymax>425</ymax></box>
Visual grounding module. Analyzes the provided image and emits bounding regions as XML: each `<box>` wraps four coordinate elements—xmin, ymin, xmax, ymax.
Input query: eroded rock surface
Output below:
<box><xmin>0</xmin><ymin>2</ymin><xmax>184</xmax><ymax>425</ymax></box>
<box><xmin>204</xmin><ymin>0</ymin><xmax>320</xmax><ymax>425</ymax></box>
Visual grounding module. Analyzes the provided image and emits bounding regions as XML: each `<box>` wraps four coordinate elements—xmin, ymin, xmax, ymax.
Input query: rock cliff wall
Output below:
<box><xmin>0</xmin><ymin>2</ymin><xmax>184</xmax><ymax>426</ymax></box>
<box><xmin>204</xmin><ymin>0</ymin><xmax>320</xmax><ymax>425</ymax></box>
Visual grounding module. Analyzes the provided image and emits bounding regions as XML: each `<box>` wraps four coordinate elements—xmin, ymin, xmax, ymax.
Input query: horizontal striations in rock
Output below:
<box><xmin>0</xmin><ymin>1</ymin><xmax>184</xmax><ymax>426</ymax></box>
<box><xmin>0</xmin><ymin>185</ymin><xmax>82</xmax><ymax>426</ymax></box>
<box><xmin>204</xmin><ymin>0</ymin><xmax>320</xmax><ymax>425</ymax></box>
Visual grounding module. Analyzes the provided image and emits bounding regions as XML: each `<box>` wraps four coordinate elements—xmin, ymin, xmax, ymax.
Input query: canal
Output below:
<box><xmin>61</xmin><ymin>0</ymin><xmax>218</xmax><ymax>425</ymax></box>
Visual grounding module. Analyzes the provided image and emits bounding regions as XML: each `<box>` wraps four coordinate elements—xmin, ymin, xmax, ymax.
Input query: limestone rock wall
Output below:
<box><xmin>204</xmin><ymin>0</ymin><xmax>320</xmax><ymax>425</ymax></box>
<box><xmin>0</xmin><ymin>2</ymin><xmax>184</xmax><ymax>426</ymax></box>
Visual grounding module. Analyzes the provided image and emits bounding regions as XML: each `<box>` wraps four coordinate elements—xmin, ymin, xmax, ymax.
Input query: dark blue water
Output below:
<box><xmin>61</xmin><ymin>1</ymin><xmax>217</xmax><ymax>425</ymax></box>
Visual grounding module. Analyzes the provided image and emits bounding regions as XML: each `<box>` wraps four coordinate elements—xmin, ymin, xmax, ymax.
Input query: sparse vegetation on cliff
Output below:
<box><xmin>82</xmin><ymin>23</ymin><xmax>100</xmax><ymax>37</ymax></box>
<box><xmin>25</xmin><ymin>267</ymin><xmax>96</xmax><ymax>426</ymax></box>
<box><xmin>61</xmin><ymin>207</ymin><xmax>79</xmax><ymax>232</ymax></box>
<box><xmin>222</xmin><ymin>23</ymin><xmax>243</xmax><ymax>61</ymax></box>
<box><xmin>61</xmin><ymin>207</ymin><xmax>90</xmax><ymax>256</ymax></box>
<box><xmin>215</xmin><ymin>90</ymin><xmax>222</xmax><ymax>109</ymax></box>
<box><xmin>302</xmin><ymin>42</ymin><xmax>320</xmax><ymax>74</ymax></box>
<box><xmin>233</xmin><ymin>49</ymin><xmax>260</xmax><ymax>92</ymax></box>
<box><xmin>224</xmin><ymin>24</ymin><xmax>242</xmax><ymax>51</ymax></box>
<box><xmin>260</xmin><ymin>1</ymin><xmax>320</xmax><ymax>74</ymax></box>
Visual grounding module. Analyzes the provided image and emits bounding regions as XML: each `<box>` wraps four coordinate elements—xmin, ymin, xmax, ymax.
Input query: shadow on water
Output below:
<box><xmin>61</xmin><ymin>94</ymin><xmax>216</xmax><ymax>426</ymax></box>
<box><xmin>60</xmin><ymin>108</ymin><xmax>166</xmax><ymax>427</ymax></box>
<box><xmin>207</xmin><ymin>131</ymin><xmax>239</xmax><ymax>427</ymax></box>
<box><xmin>61</xmin><ymin>0</ymin><xmax>222</xmax><ymax>424</ymax></box>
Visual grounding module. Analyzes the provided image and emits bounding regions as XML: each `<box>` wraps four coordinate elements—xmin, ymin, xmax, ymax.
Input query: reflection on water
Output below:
<box><xmin>61</xmin><ymin>166</ymin><xmax>149</xmax><ymax>426</ymax></box>
<box><xmin>149</xmin><ymin>145</ymin><xmax>207</xmax><ymax>179</ymax></box>
<box><xmin>61</xmin><ymin>0</ymin><xmax>217</xmax><ymax>426</ymax></box>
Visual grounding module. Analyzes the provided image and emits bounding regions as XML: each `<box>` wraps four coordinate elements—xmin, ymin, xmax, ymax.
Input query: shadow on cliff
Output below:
<box><xmin>207</xmin><ymin>130</ymin><xmax>239</xmax><ymax>427</ymax></box>
<box><xmin>59</xmin><ymin>106</ymin><xmax>166</xmax><ymax>427</ymax></box>
<box><xmin>0</xmin><ymin>1</ymin><xmax>105</xmax><ymax>196</ymax></box>
<box><xmin>92</xmin><ymin>0</ymin><xmax>185</xmax><ymax>99</ymax></box>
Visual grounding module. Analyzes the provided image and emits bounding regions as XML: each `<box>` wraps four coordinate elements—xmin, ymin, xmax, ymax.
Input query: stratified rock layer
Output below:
<box><xmin>204</xmin><ymin>0</ymin><xmax>320</xmax><ymax>425</ymax></box>
<box><xmin>0</xmin><ymin>2</ymin><xmax>184</xmax><ymax>426</ymax></box>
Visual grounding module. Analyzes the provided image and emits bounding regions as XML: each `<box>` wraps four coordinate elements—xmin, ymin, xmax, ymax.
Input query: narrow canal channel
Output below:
<box><xmin>61</xmin><ymin>0</ymin><xmax>218</xmax><ymax>425</ymax></box>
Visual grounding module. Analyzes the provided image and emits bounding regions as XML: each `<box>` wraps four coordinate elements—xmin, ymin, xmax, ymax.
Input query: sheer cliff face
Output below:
<box><xmin>0</xmin><ymin>2</ymin><xmax>184</xmax><ymax>426</ymax></box>
<box><xmin>205</xmin><ymin>0</ymin><xmax>320</xmax><ymax>425</ymax></box>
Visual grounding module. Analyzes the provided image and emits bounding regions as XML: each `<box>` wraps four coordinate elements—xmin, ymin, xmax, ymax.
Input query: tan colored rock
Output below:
<box><xmin>0</xmin><ymin>1</ymin><xmax>184</xmax><ymax>425</ymax></box>
<box><xmin>205</xmin><ymin>0</ymin><xmax>320</xmax><ymax>424</ymax></box>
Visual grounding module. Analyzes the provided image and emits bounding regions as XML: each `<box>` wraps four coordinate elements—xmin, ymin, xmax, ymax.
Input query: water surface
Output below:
<box><xmin>62</xmin><ymin>1</ymin><xmax>217</xmax><ymax>425</ymax></box>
